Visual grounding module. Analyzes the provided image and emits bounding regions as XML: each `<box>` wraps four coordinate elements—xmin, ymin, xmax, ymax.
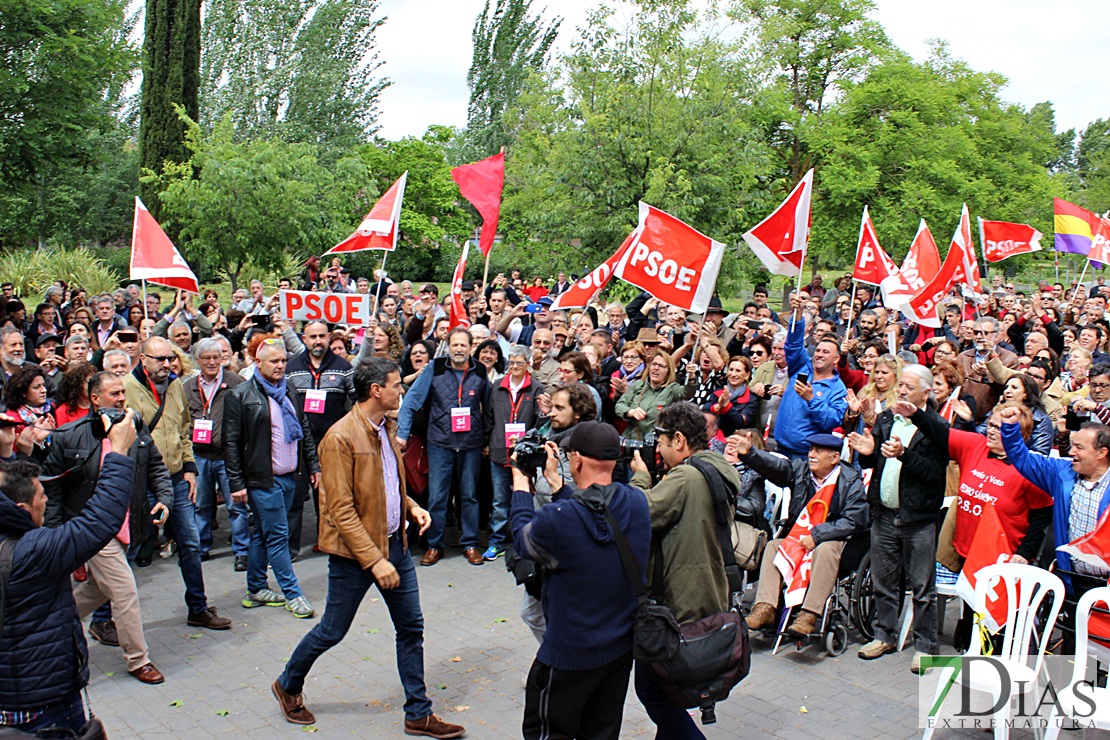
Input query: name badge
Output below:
<box><xmin>505</xmin><ymin>422</ymin><xmax>526</xmax><ymax>449</ymax></box>
<box><xmin>304</xmin><ymin>388</ymin><xmax>327</xmax><ymax>414</ymax></box>
<box><xmin>192</xmin><ymin>419</ymin><xmax>213</xmax><ymax>445</ymax></box>
<box><xmin>451</xmin><ymin>407</ymin><xmax>471</xmax><ymax>433</ymax></box>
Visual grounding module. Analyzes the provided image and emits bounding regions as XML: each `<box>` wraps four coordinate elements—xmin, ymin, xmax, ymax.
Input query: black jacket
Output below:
<box><xmin>0</xmin><ymin>453</ymin><xmax>133</xmax><ymax>712</ymax></box>
<box><xmin>285</xmin><ymin>350</ymin><xmax>354</xmax><ymax>444</ymax></box>
<box><xmin>858</xmin><ymin>407</ymin><xmax>949</xmax><ymax>526</ymax></box>
<box><xmin>43</xmin><ymin>413</ymin><xmax>174</xmax><ymax>546</ymax></box>
<box><xmin>740</xmin><ymin>451</ymin><xmax>869</xmax><ymax>545</ymax></box>
<box><xmin>483</xmin><ymin>373</ymin><xmax>545</xmax><ymax>466</ymax></box>
<box><xmin>223</xmin><ymin>374</ymin><xmax>320</xmax><ymax>492</ymax></box>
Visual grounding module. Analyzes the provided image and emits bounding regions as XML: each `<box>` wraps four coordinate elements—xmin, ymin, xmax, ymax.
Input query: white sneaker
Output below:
<box><xmin>242</xmin><ymin>588</ymin><xmax>285</xmax><ymax>608</ymax></box>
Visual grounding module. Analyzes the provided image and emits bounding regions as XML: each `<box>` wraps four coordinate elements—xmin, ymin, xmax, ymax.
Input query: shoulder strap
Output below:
<box><xmin>574</xmin><ymin>488</ymin><xmax>648</xmax><ymax>602</ymax></box>
<box><xmin>0</xmin><ymin>536</ymin><xmax>19</xmax><ymax>637</ymax></box>
<box><xmin>685</xmin><ymin>456</ymin><xmax>744</xmax><ymax>596</ymax></box>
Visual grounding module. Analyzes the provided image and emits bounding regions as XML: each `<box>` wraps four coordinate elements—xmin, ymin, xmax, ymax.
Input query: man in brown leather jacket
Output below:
<box><xmin>271</xmin><ymin>358</ymin><xmax>464</xmax><ymax>739</ymax></box>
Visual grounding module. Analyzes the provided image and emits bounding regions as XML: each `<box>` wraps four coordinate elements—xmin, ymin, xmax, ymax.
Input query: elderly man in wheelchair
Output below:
<box><xmin>727</xmin><ymin>431</ymin><xmax>869</xmax><ymax>639</ymax></box>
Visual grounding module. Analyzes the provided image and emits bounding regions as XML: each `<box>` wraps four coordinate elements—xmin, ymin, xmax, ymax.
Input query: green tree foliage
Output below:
<box><xmin>465</xmin><ymin>0</ymin><xmax>560</xmax><ymax>160</ymax></box>
<box><xmin>0</xmin><ymin>0</ymin><xmax>137</xmax><ymax>246</ymax></box>
<box><xmin>146</xmin><ymin>113</ymin><xmax>362</xmax><ymax>291</ymax></box>
<box><xmin>201</xmin><ymin>0</ymin><xmax>388</xmax><ymax>155</ymax></box>
<box><xmin>501</xmin><ymin>1</ymin><xmax>777</xmax><ymax>289</ymax></box>
<box><xmin>811</xmin><ymin>45</ymin><xmax>1059</xmax><ymax>265</ymax></box>
<box><xmin>733</xmin><ymin>0</ymin><xmax>891</xmax><ymax>180</ymax></box>
<box><xmin>1075</xmin><ymin>119</ymin><xmax>1110</xmax><ymax>212</ymax></box>
<box><xmin>139</xmin><ymin>0</ymin><xmax>202</xmax><ymax>221</ymax></box>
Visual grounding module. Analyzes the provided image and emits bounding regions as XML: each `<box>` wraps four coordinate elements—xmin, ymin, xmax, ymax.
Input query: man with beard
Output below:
<box><xmin>284</xmin><ymin>321</ymin><xmax>355</xmax><ymax>558</ymax></box>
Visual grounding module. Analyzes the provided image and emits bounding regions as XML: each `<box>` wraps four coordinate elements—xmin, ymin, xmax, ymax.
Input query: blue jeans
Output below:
<box><xmin>194</xmin><ymin>456</ymin><xmax>250</xmax><ymax>556</ymax></box>
<box><xmin>426</xmin><ymin>445</ymin><xmax>481</xmax><ymax>550</ymax></box>
<box><xmin>279</xmin><ymin>539</ymin><xmax>433</xmax><ymax>721</ymax></box>
<box><xmin>488</xmin><ymin>462</ymin><xmax>514</xmax><ymax>549</ymax></box>
<box><xmin>635</xmin><ymin>662</ymin><xmax>705</xmax><ymax>739</ymax></box>
<box><xmin>148</xmin><ymin>472</ymin><xmax>208</xmax><ymax>614</ymax></box>
<box><xmin>246</xmin><ymin>473</ymin><xmax>301</xmax><ymax>599</ymax></box>
<box><xmin>8</xmin><ymin>693</ymin><xmax>86</xmax><ymax>734</ymax></box>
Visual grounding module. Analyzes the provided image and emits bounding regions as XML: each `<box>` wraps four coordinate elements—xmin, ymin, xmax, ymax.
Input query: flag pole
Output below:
<box><xmin>142</xmin><ymin>280</ymin><xmax>148</xmax><ymax>322</ymax></box>
<box><xmin>1076</xmin><ymin>255</ymin><xmax>1092</xmax><ymax>298</ymax></box>
<box><xmin>977</xmin><ymin>217</ymin><xmax>988</xmax><ymax>288</ymax></box>
<box><xmin>789</xmin><ymin>246</ymin><xmax>809</xmax><ymax>332</ymax></box>
<box><xmin>480</xmin><ymin>225</ymin><xmax>492</xmax><ymax>295</ymax></box>
<box><xmin>373</xmin><ymin>250</ymin><xmax>389</xmax><ymax>320</ymax></box>
<box><xmin>846</xmin><ymin>282</ymin><xmax>858</xmax><ymax>335</ymax></box>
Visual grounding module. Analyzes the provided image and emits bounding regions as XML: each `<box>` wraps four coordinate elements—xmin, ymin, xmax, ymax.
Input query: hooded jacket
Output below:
<box><xmin>509</xmin><ymin>481</ymin><xmax>650</xmax><ymax>671</ymax></box>
<box><xmin>0</xmin><ymin>453</ymin><xmax>134</xmax><ymax>712</ymax></box>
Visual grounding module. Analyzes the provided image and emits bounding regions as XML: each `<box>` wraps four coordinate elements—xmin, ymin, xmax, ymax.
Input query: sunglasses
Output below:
<box><xmin>143</xmin><ymin>353</ymin><xmax>174</xmax><ymax>363</ymax></box>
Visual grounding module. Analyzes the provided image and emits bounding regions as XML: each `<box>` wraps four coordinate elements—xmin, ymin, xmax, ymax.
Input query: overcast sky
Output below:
<box><xmin>373</xmin><ymin>0</ymin><xmax>1109</xmax><ymax>141</ymax></box>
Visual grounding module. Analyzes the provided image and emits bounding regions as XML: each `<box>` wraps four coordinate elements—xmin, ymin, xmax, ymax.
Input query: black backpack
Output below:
<box><xmin>611</xmin><ymin>459</ymin><xmax>751</xmax><ymax>724</ymax></box>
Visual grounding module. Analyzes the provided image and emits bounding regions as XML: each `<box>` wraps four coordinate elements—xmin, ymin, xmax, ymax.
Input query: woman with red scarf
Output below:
<box><xmin>702</xmin><ymin>356</ymin><xmax>759</xmax><ymax>436</ymax></box>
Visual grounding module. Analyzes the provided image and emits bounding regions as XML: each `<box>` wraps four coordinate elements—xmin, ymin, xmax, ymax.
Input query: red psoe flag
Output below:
<box><xmin>1089</xmin><ymin>217</ymin><xmax>1110</xmax><ymax>266</ymax></box>
<box><xmin>1058</xmin><ymin>503</ymin><xmax>1110</xmax><ymax>572</ymax></box>
<box><xmin>900</xmin><ymin>220</ymin><xmax>941</xmax><ymax>294</ymax></box>
<box><xmin>904</xmin><ymin>210</ymin><xmax>980</xmax><ymax>327</ymax></box>
<box><xmin>981</xmin><ymin>219</ymin><xmax>1043</xmax><ymax>263</ymax></box>
<box><xmin>955</xmin><ymin>502</ymin><xmax>1013</xmax><ymax>631</ymax></box>
<box><xmin>129</xmin><ymin>197</ymin><xmax>200</xmax><ymax>293</ymax></box>
<box><xmin>451</xmin><ymin>153</ymin><xmax>505</xmax><ymax>258</ymax></box>
<box><xmin>550</xmin><ymin>229</ymin><xmax>638</xmax><ymax>311</ymax></box>
<box><xmin>742</xmin><ymin>169</ymin><xmax>813</xmax><ymax>277</ymax></box>
<box><xmin>448</xmin><ymin>242</ymin><xmax>471</xmax><ymax>330</ymax></box>
<box><xmin>614</xmin><ymin>203</ymin><xmax>726</xmax><ymax>313</ymax></box>
<box><xmin>851</xmin><ymin>206</ymin><xmax>915</xmax><ymax>307</ymax></box>
<box><xmin>327</xmin><ymin>171</ymin><xmax>407</xmax><ymax>254</ymax></box>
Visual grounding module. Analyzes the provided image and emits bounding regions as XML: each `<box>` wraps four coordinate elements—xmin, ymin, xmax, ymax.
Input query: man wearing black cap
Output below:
<box><xmin>731</xmin><ymin>430</ymin><xmax>868</xmax><ymax>638</ymax></box>
<box><xmin>509</xmin><ymin>421</ymin><xmax>650</xmax><ymax>740</ymax></box>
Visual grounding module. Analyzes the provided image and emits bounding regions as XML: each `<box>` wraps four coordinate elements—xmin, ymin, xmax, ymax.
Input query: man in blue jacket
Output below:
<box><xmin>774</xmin><ymin>295</ymin><xmax>848</xmax><ymax>462</ymax></box>
<box><xmin>0</xmin><ymin>410</ymin><xmax>138</xmax><ymax>735</ymax></box>
<box><xmin>1000</xmin><ymin>406</ymin><xmax>1110</xmax><ymax>585</ymax></box>
<box><xmin>510</xmin><ymin>421</ymin><xmax>650</xmax><ymax>740</ymax></box>
<box><xmin>398</xmin><ymin>328</ymin><xmax>489</xmax><ymax>567</ymax></box>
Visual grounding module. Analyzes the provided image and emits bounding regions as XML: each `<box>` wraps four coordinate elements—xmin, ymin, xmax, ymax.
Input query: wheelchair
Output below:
<box><xmin>767</xmin><ymin>534</ymin><xmax>875</xmax><ymax>657</ymax></box>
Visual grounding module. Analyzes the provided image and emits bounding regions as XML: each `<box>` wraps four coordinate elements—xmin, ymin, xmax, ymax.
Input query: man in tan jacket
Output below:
<box><xmin>272</xmin><ymin>357</ymin><xmax>464</xmax><ymax>739</ymax></box>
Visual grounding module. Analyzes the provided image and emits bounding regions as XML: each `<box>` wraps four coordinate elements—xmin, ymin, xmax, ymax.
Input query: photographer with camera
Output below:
<box><xmin>628</xmin><ymin>400</ymin><xmax>743</xmax><ymax>739</ymax></box>
<box><xmin>41</xmin><ymin>372</ymin><xmax>190</xmax><ymax>685</ymax></box>
<box><xmin>508</xmin><ymin>383</ymin><xmax>596</xmax><ymax>641</ymax></box>
<box><xmin>510</xmin><ymin>421</ymin><xmax>651</xmax><ymax>740</ymax></box>
<box><xmin>0</xmin><ymin>414</ymin><xmax>138</xmax><ymax>736</ymax></box>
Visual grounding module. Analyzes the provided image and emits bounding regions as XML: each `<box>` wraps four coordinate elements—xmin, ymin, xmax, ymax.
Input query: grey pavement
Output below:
<box><xmin>81</xmin><ymin>511</ymin><xmax>1029</xmax><ymax>739</ymax></box>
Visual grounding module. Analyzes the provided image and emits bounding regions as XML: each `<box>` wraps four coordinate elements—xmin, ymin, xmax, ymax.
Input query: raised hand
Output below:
<box><xmin>847</xmin><ymin>429</ymin><xmax>875</xmax><ymax>456</ymax></box>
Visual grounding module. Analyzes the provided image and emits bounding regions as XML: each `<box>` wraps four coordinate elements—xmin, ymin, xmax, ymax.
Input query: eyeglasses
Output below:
<box><xmin>987</xmin><ymin>423</ymin><xmax>1002</xmax><ymax>431</ymax></box>
<box><xmin>143</xmin><ymin>353</ymin><xmax>174</xmax><ymax>363</ymax></box>
<box><xmin>653</xmin><ymin>426</ymin><xmax>673</xmax><ymax>436</ymax></box>
<box><xmin>261</xmin><ymin>338</ymin><xmax>282</xmax><ymax>346</ymax></box>
<box><xmin>973</xmin><ymin>330</ymin><xmax>994</xmax><ymax>336</ymax></box>
<box><xmin>1091</xmin><ymin>382</ymin><xmax>1110</xmax><ymax>390</ymax></box>
<box><xmin>507</xmin><ymin>359</ymin><xmax>527</xmax><ymax>367</ymax></box>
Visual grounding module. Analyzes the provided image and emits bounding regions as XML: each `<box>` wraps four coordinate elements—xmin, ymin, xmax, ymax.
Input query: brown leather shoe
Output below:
<box><xmin>404</xmin><ymin>713</ymin><xmax>466</xmax><ymax>738</ymax></box>
<box><xmin>187</xmin><ymin>607</ymin><xmax>232</xmax><ymax>631</ymax></box>
<box><xmin>272</xmin><ymin>679</ymin><xmax>315</xmax><ymax>725</ymax></box>
<box><xmin>420</xmin><ymin>549</ymin><xmax>442</xmax><ymax>567</ymax></box>
<box><xmin>786</xmin><ymin>609</ymin><xmax>820</xmax><ymax>638</ymax></box>
<box><xmin>463</xmin><ymin>547</ymin><xmax>484</xmax><ymax>566</ymax></box>
<box><xmin>129</xmin><ymin>663</ymin><xmax>165</xmax><ymax>685</ymax></box>
<box><xmin>745</xmin><ymin>602</ymin><xmax>776</xmax><ymax>631</ymax></box>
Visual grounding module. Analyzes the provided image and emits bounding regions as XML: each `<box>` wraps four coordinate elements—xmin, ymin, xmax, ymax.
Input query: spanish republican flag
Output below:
<box><xmin>1054</xmin><ymin>198</ymin><xmax>1101</xmax><ymax>256</ymax></box>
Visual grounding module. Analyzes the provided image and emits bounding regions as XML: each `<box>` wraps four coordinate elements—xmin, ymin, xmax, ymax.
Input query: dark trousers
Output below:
<box><xmin>279</xmin><ymin>537</ymin><xmax>433</xmax><ymax>722</ymax></box>
<box><xmin>870</xmin><ymin>507</ymin><xmax>938</xmax><ymax>654</ymax></box>
<box><xmin>287</xmin><ymin>466</ymin><xmax>318</xmax><ymax>555</ymax></box>
<box><xmin>635</xmin><ymin>661</ymin><xmax>704</xmax><ymax>739</ymax></box>
<box><xmin>6</xmin><ymin>693</ymin><xmax>86</xmax><ymax>734</ymax></box>
<box><xmin>523</xmin><ymin>652</ymin><xmax>632</xmax><ymax>740</ymax></box>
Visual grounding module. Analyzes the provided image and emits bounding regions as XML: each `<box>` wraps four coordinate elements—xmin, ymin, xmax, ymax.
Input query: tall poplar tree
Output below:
<box><xmin>138</xmin><ymin>0</ymin><xmax>201</xmax><ymax>221</ymax></box>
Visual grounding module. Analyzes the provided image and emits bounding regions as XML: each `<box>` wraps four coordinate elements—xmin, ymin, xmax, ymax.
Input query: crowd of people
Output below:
<box><xmin>2</xmin><ymin>258</ymin><xmax>1110</xmax><ymax>738</ymax></box>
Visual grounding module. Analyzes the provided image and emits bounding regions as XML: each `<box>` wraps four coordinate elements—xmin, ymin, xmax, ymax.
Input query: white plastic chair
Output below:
<box><xmin>1044</xmin><ymin>586</ymin><xmax>1110</xmax><ymax>739</ymax></box>
<box><xmin>922</xmin><ymin>563</ymin><xmax>1064</xmax><ymax>740</ymax></box>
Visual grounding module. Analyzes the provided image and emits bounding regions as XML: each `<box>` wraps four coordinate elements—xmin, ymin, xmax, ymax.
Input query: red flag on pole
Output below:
<box><xmin>851</xmin><ymin>207</ymin><xmax>915</xmax><ymax>307</ymax></box>
<box><xmin>448</xmin><ymin>242</ymin><xmax>471</xmax><ymax>330</ymax></box>
<box><xmin>614</xmin><ymin>203</ymin><xmax>726</xmax><ymax>313</ymax></box>
<box><xmin>551</xmin><ymin>229</ymin><xmax>638</xmax><ymax>311</ymax></box>
<box><xmin>955</xmin><ymin>502</ymin><xmax>1013</xmax><ymax>631</ymax></box>
<box><xmin>900</xmin><ymin>220</ymin><xmax>942</xmax><ymax>294</ymax></box>
<box><xmin>742</xmin><ymin>169</ymin><xmax>813</xmax><ymax>278</ymax></box>
<box><xmin>451</xmin><ymin>152</ymin><xmax>505</xmax><ymax>258</ymax></box>
<box><xmin>904</xmin><ymin>210</ymin><xmax>979</xmax><ymax>327</ymax></box>
<box><xmin>955</xmin><ymin>204</ymin><xmax>982</xmax><ymax>295</ymax></box>
<box><xmin>327</xmin><ymin>172</ymin><xmax>407</xmax><ymax>254</ymax></box>
<box><xmin>1089</xmin><ymin>217</ymin><xmax>1110</xmax><ymax>266</ymax></box>
<box><xmin>981</xmin><ymin>219</ymin><xmax>1043</xmax><ymax>263</ymax></box>
<box><xmin>129</xmin><ymin>197</ymin><xmax>200</xmax><ymax>293</ymax></box>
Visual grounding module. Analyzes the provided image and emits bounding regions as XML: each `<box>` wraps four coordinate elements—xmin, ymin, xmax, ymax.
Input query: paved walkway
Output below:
<box><xmin>82</xmin><ymin>518</ymin><xmax>1006</xmax><ymax>739</ymax></box>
